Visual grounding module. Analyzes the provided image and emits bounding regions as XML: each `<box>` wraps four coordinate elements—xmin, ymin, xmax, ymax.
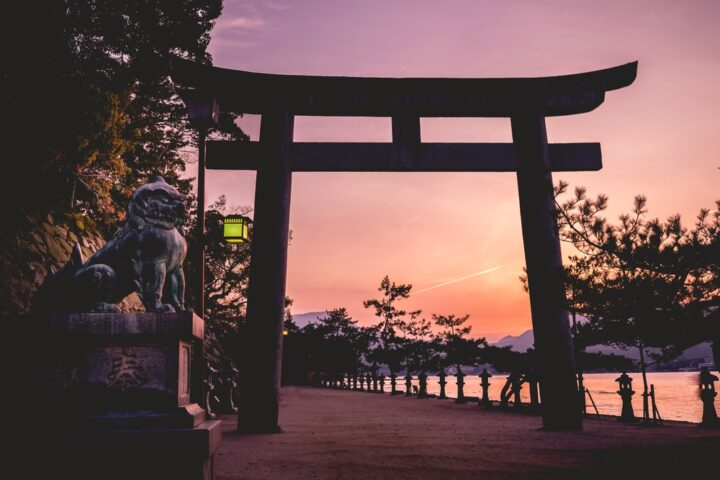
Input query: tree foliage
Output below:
<box><xmin>184</xmin><ymin>196</ymin><xmax>251</xmax><ymax>339</ymax></box>
<box><xmin>433</xmin><ymin>314</ymin><xmax>486</xmax><ymax>372</ymax></box>
<box><xmin>310</xmin><ymin>308</ymin><xmax>370</xmax><ymax>376</ymax></box>
<box><xmin>554</xmin><ymin>181</ymin><xmax>719</xmax><ymax>376</ymax></box>
<box><xmin>4</xmin><ymin>1</ymin><xmax>244</xmax><ymax>231</ymax></box>
<box><xmin>282</xmin><ymin>308</ymin><xmax>375</xmax><ymax>385</ymax></box>
<box><xmin>401</xmin><ymin>315</ymin><xmax>439</xmax><ymax>374</ymax></box>
<box><xmin>363</xmin><ymin>276</ymin><xmax>420</xmax><ymax>374</ymax></box>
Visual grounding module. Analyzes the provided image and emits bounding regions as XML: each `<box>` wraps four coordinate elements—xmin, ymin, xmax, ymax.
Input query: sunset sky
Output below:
<box><xmin>196</xmin><ymin>0</ymin><xmax>720</xmax><ymax>341</ymax></box>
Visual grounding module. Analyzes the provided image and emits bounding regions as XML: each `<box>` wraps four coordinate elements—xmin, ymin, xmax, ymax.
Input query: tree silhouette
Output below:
<box><xmin>555</xmin><ymin>182</ymin><xmax>720</xmax><ymax>411</ymax></box>
<box><xmin>433</xmin><ymin>314</ymin><xmax>486</xmax><ymax>373</ymax></box>
<box><xmin>363</xmin><ymin>276</ymin><xmax>418</xmax><ymax>376</ymax></box>
<box><xmin>4</xmin><ymin>1</ymin><xmax>246</xmax><ymax>231</ymax></box>
<box><xmin>281</xmin><ymin>308</ymin><xmax>373</xmax><ymax>385</ymax></box>
<box><xmin>316</xmin><ymin>308</ymin><xmax>362</xmax><ymax>379</ymax></box>
<box><xmin>403</xmin><ymin>315</ymin><xmax>439</xmax><ymax>374</ymax></box>
<box><xmin>2</xmin><ymin>1</ymin><xmax>246</xmax><ymax>316</ymax></box>
<box><xmin>184</xmin><ymin>195</ymin><xmax>251</xmax><ymax>338</ymax></box>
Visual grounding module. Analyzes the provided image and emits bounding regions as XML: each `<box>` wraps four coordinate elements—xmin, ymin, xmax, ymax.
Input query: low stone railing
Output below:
<box><xmin>309</xmin><ymin>368</ymin><xmax>720</xmax><ymax>427</ymax></box>
<box><xmin>309</xmin><ymin>369</ymin><xmax>537</xmax><ymax>410</ymax></box>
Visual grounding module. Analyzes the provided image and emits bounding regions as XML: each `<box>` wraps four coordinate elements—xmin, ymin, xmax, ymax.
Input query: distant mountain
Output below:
<box><xmin>679</xmin><ymin>342</ymin><xmax>714</xmax><ymax>362</ymax></box>
<box><xmin>494</xmin><ymin>330</ymin><xmax>535</xmax><ymax>352</ymax></box>
<box><xmin>491</xmin><ymin>329</ymin><xmax>714</xmax><ymax>366</ymax></box>
<box><xmin>586</xmin><ymin>341</ymin><xmax>713</xmax><ymax>364</ymax></box>
<box><xmin>290</xmin><ymin>311</ymin><xmax>328</xmax><ymax>328</ymax></box>
<box><xmin>493</xmin><ymin>330</ymin><xmax>644</xmax><ymax>359</ymax></box>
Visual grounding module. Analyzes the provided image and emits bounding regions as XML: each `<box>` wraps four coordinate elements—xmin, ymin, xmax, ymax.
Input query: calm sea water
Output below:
<box><xmin>412</xmin><ymin>371</ymin><xmax>716</xmax><ymax>423</ymax></box>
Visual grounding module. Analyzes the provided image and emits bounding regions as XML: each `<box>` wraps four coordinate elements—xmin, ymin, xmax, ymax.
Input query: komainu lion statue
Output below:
<box><xmin>35</xmin><ymin>176</ymin><xmax>189</xmax><ymax>314</ymax></box>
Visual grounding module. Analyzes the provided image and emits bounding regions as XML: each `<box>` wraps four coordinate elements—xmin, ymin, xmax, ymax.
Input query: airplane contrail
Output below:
<box><xmin>414</xmin><ymin>266</ymin><xmax>503</xmax><ymax>294</ymax></box>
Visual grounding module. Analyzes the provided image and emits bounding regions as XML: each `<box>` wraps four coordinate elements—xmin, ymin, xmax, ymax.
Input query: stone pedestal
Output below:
<box><xmin>417</xmin><ymin>372</ymin><xmax>428</xmax><ymax>399</ymax></box>
<box><xmin>479</xmin><ymin>369</ymin><xmax>492</xmax><ymax>406</ymax></box>
<box><xmin>49</xmin><ymin>312</ymin><xmax>221</xmax><ymax>479</ymax></box>
<box><xmin>455</xmin><ymin>370</ymin><xmax>466</xmax><ymax>404</ymax></box>
<box><xmin>438</xmin><ymin>371</ymin><xmax>447</xmax><ymax>399</ymax></box>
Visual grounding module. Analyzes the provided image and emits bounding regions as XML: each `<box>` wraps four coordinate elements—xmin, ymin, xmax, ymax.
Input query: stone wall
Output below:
<box><xmin>0</xmin><ymin>213</ymin><xmax>142</xmax><ymax>316</ymax></box>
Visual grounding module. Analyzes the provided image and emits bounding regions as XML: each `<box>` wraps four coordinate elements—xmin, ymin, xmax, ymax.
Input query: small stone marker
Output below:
<box><xmin>700</xmin><ymin>367</ymin><xmax>719</xmax><ymax>428</ymax></box>
<box><xmin>479</xmin><ymin>369</ymin><xmax>492</xmax><ymax>406</ymax></box>
<box><xmin>418</xmin><ymin>371</ymin><xmax>428</xmax><ymax>399</ymax></box>
<box><xmin>438</xmin><ymin>370</ymin><xmax>448</xmax><ymax>400</ymax></box>
<box><xmin>456</xmin><ymin>368</ymin><xmax>467</xmax><ymax>403</ymax></box>
<box><xmin>616</xmin><ymin>371</ymin><xmax>636</xmax><ymax>423</ymax></box>
<box><xmin>405</xmin><ymin>373</ymin><xmax>413</xmax><ymax>397</ymax></box>
<box><xmin>390</xmin><ymin>372</ymin><xmax>399</xmax><ymax>395</ymax></box>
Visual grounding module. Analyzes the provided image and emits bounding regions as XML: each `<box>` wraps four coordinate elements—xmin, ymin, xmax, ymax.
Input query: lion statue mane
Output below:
<box><xmin>35</xmin><ymin>176</ymin><xmax>189</xmax><ymax>314</ymax></box>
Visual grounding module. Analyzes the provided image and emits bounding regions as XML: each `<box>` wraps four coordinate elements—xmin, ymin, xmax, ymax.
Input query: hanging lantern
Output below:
<box><xmin>183</xmin><ymin>90</ymin><xmax>219</xmax><ymax>131</ymax></box>
<box><xmin>223</xmin><ymin>215</ymin><xmax>250</xmax><ymax>243</ymax></box>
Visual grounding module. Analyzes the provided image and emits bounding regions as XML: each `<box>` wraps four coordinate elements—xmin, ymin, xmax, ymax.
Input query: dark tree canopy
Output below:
<box><xmin>1</xmin><ymin>0</ymin><xmax>255</xmax><ymax>319</ymax></box>
<box><xmin>3</xmin><ymin>1</ymin><xmax>243</xmax><ymax>230</ymax></box>
<box><xmin>281</xmin><ymin>308</ymin><xmax>376</xmax><ymax>385</ymax></box>
<box><xmin>184</xmin><ymin>196</ymin><xmax>251</xmax><ymax>338</ymax></box>
<box><xmin>433</xmin><ymin>314</ymin><xmax>486</xmax><ymax>371</ymax></box>
<box><xmin>554</xmin><ymin>181</ymin><xmax>719</xmax><ymax>374</ymax></box>
<box><xmin>363</xmin><ymin>276</ymin><xmax>420</xmax><ymax>374</ymax></box>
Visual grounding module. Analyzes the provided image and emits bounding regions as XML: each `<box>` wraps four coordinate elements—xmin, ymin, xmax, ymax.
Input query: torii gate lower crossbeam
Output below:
<box><xmin>172</xmin><ymin>59</ymin><xmax>637</xmax><ymax>433</ymax></box>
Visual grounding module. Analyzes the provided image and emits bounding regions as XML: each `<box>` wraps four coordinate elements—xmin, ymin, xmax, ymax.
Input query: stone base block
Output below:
<box><xmin>50</xmin><ymin>312</ymin><xmax>204</xmax><ymax>411</ymax></box>
<box><xmin>51</xmin><ymin>420</ymin><xmax>222</xmax><ymax>480</ymax></box>
<box><xmin>79</xmin><ymin>402</ymin><xmax>207</xmax><ymax>430</ymax></box>
<box><xmin>32</xmin><ymin>312</ymin><xmax>222</xmax><ymax>479</ymax></box>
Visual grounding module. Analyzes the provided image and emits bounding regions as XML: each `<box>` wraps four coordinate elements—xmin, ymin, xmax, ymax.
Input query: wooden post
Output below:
<box><xmin>237</xmin><ymin>110</ymin><xmax>294</xmax><ymax>433</ymax></box>
<box><xmin>194</xmin><ymin>130</ymin><xmax>208</xmax><ymax>410</ymax></box>
<box><xmin>512</xmin><ymin>112</ymin><xmax>582</xmax><ymax>431</ymax></box>
<box><xmin>196</xmin><ymin>130</ymin><xmax>207</xmax><ymax>317</ymax></box>
<box><xmin>392</xmin><ymin>114</ymin><xmax>420</xmax><ymax>165</ymax></box>
<box><xmin>392</xmin><ymin>115</ymin><xmax>421</xmax><ymax>144</ymax></box>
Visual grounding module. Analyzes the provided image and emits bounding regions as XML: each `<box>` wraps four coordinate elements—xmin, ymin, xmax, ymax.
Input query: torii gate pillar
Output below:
<box><xmin>513</xmin><ymin>113</ymin><xmax>581</xmax><ymax>430</ymax></box>
<box><xmin>237</xmin><ymin>111</ymin><xmax>294</xmax><ymax>433</ymax></box>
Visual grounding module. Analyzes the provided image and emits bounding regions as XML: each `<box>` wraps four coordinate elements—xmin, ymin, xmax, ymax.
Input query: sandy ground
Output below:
<box><xmin>215</xmin><ymin>387</ymin><xmax>720</xmax><ymax>480</ymax></box>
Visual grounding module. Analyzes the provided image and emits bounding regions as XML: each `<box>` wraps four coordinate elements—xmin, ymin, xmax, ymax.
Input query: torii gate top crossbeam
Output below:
<box><xmin>170</xmin><ymin>58</ymin><xmax>637</xmax><ymax>117</ymax></box>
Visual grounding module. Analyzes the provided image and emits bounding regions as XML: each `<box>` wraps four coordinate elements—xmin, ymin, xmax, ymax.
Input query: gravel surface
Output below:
<box><xmin>215</xmin><ymin>387</ymin><xmax>720</xmax><ymax>480</ymax></box>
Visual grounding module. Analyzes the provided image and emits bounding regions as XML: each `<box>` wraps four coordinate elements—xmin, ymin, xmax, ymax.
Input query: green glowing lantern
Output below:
<box><xmin>223</xmin><ymin>215</ymin><xmax>250</xmax><ymax>244</ymax></box>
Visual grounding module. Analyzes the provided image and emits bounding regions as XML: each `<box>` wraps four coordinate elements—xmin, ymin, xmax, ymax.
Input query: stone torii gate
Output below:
<box><xmin>171</xmin><ymin>59</ymin><xmax>637</xmax><ymax>433</ymax></box>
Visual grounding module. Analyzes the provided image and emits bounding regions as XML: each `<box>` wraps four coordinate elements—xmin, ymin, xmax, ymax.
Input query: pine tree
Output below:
<box><xmin>433</xmin><ymin>314</ymin><xmax>485</xmax><ymax>373</ymax></box>
<box><xmin>555</xmin><ymin>181</ymin><xmax>720</xmax><ymax>409</ymax></box>
<box><xmin>363</xmin><ymin>276</ymin><xmax>417</xmax><ymax>376</ymax></box>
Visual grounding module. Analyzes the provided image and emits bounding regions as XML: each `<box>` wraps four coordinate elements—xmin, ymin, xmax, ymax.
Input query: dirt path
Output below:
<box><xmin>215</xmin><ymin>387</ymin><xmax>719</xmax><ymax>479</ymax></box>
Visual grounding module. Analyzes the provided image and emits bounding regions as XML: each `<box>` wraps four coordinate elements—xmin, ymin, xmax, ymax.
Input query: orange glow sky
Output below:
<box><xmin>198</xmin><ymin>0</ymin><xmax>720</xmax><ymax>341</ymax></box>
